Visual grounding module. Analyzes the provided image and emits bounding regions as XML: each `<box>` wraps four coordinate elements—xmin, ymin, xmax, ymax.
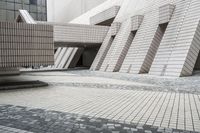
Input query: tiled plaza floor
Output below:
<box><xmin>0</xmin><ymin>105</ymin><xmax>191</xmax><ymax>133</ymax></box>
<box><xmin>0</xmin><ymin>70</ymin><xmax>200</xmax><ymax>133</ymax></box>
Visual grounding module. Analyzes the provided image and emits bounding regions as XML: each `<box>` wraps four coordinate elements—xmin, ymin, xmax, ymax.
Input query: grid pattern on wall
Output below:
<box><xmin>54</xmin><ymin>24</ymin><xmax>109</xmax><ymax>45</ymax></box>
<box><xmin>99</xmin><ymin>19</ymin><xmax>135</xmax><ymax>72</ymax></box>
<box><xmin>159</xmin><ymin>4</ymin><xmax>175</xmax><ymax>24</ymax></box>
<box><xmin>0</xmin><ymin>22</ymin><xmax>54</xmax><ymax>67</ymax></box>
<box><xmin>150</xmin><ymin>0</ymin><xmax>200</xmax><ymax>77</ymax></box>
<box><xmin>120</xmin><ymin>9</ymin><xmax>163</xmax><ymax>74</ymax></box>
<box><xmin>90</xmin><ymin>22</ymin><xmax>121</xmax><ymax>71</ymax></box>
<box><xmin>131</xmin><ymin>15</ymin><xmax>144</xmax><ymax>31</ymax></box>
<box><xmin>0</xmin><ymin>0</ymin><xmax>47</xmax><ymax>22</ymax></box>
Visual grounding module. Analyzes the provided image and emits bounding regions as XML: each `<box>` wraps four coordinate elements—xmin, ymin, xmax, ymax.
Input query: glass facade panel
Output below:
<box><xmin>41</xmin><ymin>0</ymin><xmax>45</xmax><ymax>6</ymax></box>
<box><xmin>15</xmin><ymin>3</ymin><xmax>22</xmax><ymax>10</ymax></box>
<box><xmin>30</xmin><ymin>5</ymin><xmax>37</xmax><ymax>12</ymax></box>
<box><xmin>0</xmin><ymin>0</ymin><xmax>47</xmax><ymax>21</ymax></box>
<box><xmin>7</xmin><ymin>0</ymin><xmax>14</xmax><ymax>2</ymax></box>
<box><xmin>23</xmin><ymin>0</ymin><xmax>29</xmax><ymax>4</ymax></box>
<box><xmin>23</xmin><ymin>4</ymin><xmax>29</xmax><ymax>11</ymax></box>
<box><xmin>0</xmin><ymin>1</ymin><xmax>6</xmax><ymax>9</ymax></box>
<box><xmin>0</xmin><ymin>9</ymin><xmax>6</xmax><ymax>20</ymax></box>
<box><xmin>6</xmin><ymin>10</ymin><xmax>14</xmax><ymax>21</ymax></box>
<box><xmin>15</xmin><ymin>0</ymin><xmax>22</xmax><ymax>3</ymax></box>
<box><xmin>30</xmin><ymin>0</ymin><xmax>37</xmax><ymax>5</ymax></box>
<box><xmin>6</xmin><ymin>2</ymin><xmax>14</xmax><ymax>10</ymax></box>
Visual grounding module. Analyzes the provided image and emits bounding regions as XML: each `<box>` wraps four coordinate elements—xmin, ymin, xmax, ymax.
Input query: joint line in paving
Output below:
<box><xmin>152</xmin><ymin>92</ymin><xmax>168</xmax><ymax>126</ymax></box>
<box><xmin>123</xmin><ymin>91</ymin><xmax>153</xmax><ymax>122</ymax></box>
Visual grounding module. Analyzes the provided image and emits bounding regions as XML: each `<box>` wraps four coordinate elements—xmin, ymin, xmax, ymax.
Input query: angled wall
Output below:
<box><xmin>90</xmin><ymin>22</ymin><xmax>121</xmax><ymax>71</ymax></box>
<box><xmin>48</xmin><ymin>0</ymin><xmax>123</xmax><ymax>70</ymax></box>
<box><xmin>119</xmin><ymin>8</ymin><xmax>167</xmax><ymax>74</ymax></box>
<box><xmin>16</xmin><ymin>10</ymin><xmax>37</xmax><ymax>24</ymax></box>
<box><xmin>99</xmin><ymin>19</ymin><xmax>135</xmax><ymax>72</ymax></box>
<box><xmin>150</xmin><ymin>0</ymin><xmax>200</xmax><ymax>77</ymax></box>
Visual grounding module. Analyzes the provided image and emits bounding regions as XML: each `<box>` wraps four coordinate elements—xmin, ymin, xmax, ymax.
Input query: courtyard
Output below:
<box><xmin>0</xmin><ymin>70</ymin><xmax>200</xmax><ymax>133</ymax></box>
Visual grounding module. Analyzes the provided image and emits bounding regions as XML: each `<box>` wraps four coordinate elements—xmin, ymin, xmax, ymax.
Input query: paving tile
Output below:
<box><xmin>0</xmin><ymin>71</ymin><xmax>200</xmax><ymax>133</ymax></box>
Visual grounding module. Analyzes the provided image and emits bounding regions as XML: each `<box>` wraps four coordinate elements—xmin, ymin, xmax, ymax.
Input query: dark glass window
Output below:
<box><xmin>0</xmin><ymin>1</ymin><xmax>6</xmax><ymax>9</ymax></box>
<box><xmin>29</xmin><ymin>0</ymin><xmax>37</xmax><ymax>5</ymax></box>
<box><xmin>0</xmin><ymin>0</ymin><xmax>47</xmax><ymax>21</ymax></box>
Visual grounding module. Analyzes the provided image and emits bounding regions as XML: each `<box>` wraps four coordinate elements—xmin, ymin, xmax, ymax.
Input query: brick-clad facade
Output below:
<box><xmin>91</xmin><ymin>0</ymin><xmax>200</xmax><ymax>77</ymax></box>
<box><xmin>150</xmin><ymin>0</ymin><xmax>200</xmax><ymax>77</ymax></box>
<box><xmin>0</xmin><ymin>22</ymin><xmax>54</xmax><ymax>68</ymax></box>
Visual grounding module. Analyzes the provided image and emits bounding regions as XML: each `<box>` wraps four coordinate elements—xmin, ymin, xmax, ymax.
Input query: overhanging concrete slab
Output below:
<box><xmin>54</xmin><ymin>24</ymin><xmax>109</xmax><ymax>47</ymax></box>
<box><xmin>90</xmin><ymin>6</ymin><xmax>120</xmax><ymax>25</ymax></box>
<box><xmin>37</xmin><ymin>21</ymin><xmax>109</xmax><ymax>47</ymax></box>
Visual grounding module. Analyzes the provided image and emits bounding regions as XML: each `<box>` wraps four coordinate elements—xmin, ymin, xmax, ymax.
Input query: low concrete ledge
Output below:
<box><xmin>0</xmin><ymin>68</ymin><xmax>20</xmax><ymax>76</ymax></box>
<box><xmin>0</xmin><ymin>80</ymin><xmax>48</xmax><ymax>90</ymax></box>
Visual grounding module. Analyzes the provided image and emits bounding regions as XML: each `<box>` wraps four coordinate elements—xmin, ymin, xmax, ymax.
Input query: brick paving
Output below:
<box><xmin>0</xmin><ymin>105</ymin><xmax>194</xmax><ymax>133</ymax></box>
<box><xmin>0</xmin><ymin>71</ymin><xmax>200</xmax><ymax>132</ymax></box>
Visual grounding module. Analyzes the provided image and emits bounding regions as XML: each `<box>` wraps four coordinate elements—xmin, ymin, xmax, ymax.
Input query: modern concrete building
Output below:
<box><xmin>1</xmin><ymin>0</ymin><xmax>200</xmax><ymax>77</ymax></box>
<box><xmin>0</xmin><ymin>9</ymin><xmax>54</xmax><ymax>75</ymax></box>
<box><xmin>90</xmin><ymin>0</ymin><xmax>200</xmax><ymax>77</ymax></box>
<box><xmin>53</xmin><ymin>0</ymin><xmax>123</xmax><ymax>69</ymax></box>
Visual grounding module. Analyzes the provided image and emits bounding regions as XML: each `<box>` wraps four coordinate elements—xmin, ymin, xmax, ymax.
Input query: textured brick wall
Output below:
<box><xmin>54</xmin><ymin>24</ymin><xmax>109</xmax><ymax>45</ymax></box>
<box><xmin>37</xmin><ymin>21</ymin><xmax>109</xmax><ymax>46</ymax></box>
<box><xmin>90</xmin><ymin>30</ymin><xmax>113</xmax><ymax>71</ymax></box>
<box><xmin>90</xmin><ymin>22</ymin><xmax>121</xmax><ymax>71</ymax></box>
<box><xmin>131</xmin><ymin>15</ymin><xmax>144</xmax><ymax>31</ymax></box>
<box><xmin>150</xmin><ymin>0</ymin><xmax>200</xmax><ymax>77</ymax></box>
<box><xmin>120</xmin><ymin>9</ymin><xmax>164</xmax><ymax>74</ymax></box>
<box><xmin>37</xmin><ymin>21</ymin><xmax>109</xmax><ymax>69</ymax></box>
<box><xmin>90</xmin><ymin>6</ymin><xmax>120</xmax><ymax>25</ymax></box>
<box><xmin>54</xmin><ymin>47</ymin><xmax>80</xmax><ymax>69</ymax></box>
<box><xmin>159</xmin><ymin>4</ymin><xmax>175</xmax><ymax>24</ymax></box>
<box><xmin>100</xmin><ymin>19</ymin><xmax>134</xmax><ymax>72</ymax></box>
<box><xmin>58</xmin><ymin>48</ymin><xmax>74</xmax><ymax>68</ymax></box>
<box><xmin>97</xmin><ymin>0</ymin><xmax>178</xmax><ymax>73</ymax></box>
<box><xmin>36</xmin><ymin>21</ymin><xmax>79</xmax><ymax>69</ymax></box>
<box><xmin>110</xmin><ymin>22</ymin><xmax>121</xmax><ymax>36</ymax></box>
<box><xmin>0</xmin><ymin>22</ymin><xmax>54</xmax><ymax>68</ymax></box>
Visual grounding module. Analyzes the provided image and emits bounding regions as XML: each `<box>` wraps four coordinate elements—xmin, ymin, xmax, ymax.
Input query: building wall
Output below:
<box><xmin>70</xmin><ymin>0</ymin><xmax>124</xmax><ymax>24</ymax></box>
<box><xmin>0</xmin><ymin>0</ymin><xmax>47</xmax><ymax>21</ymax></box>
<box><xmin>47</xmin><ymin>0</ymin><xmax>107</xmax><ymax>23</ymax></box>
